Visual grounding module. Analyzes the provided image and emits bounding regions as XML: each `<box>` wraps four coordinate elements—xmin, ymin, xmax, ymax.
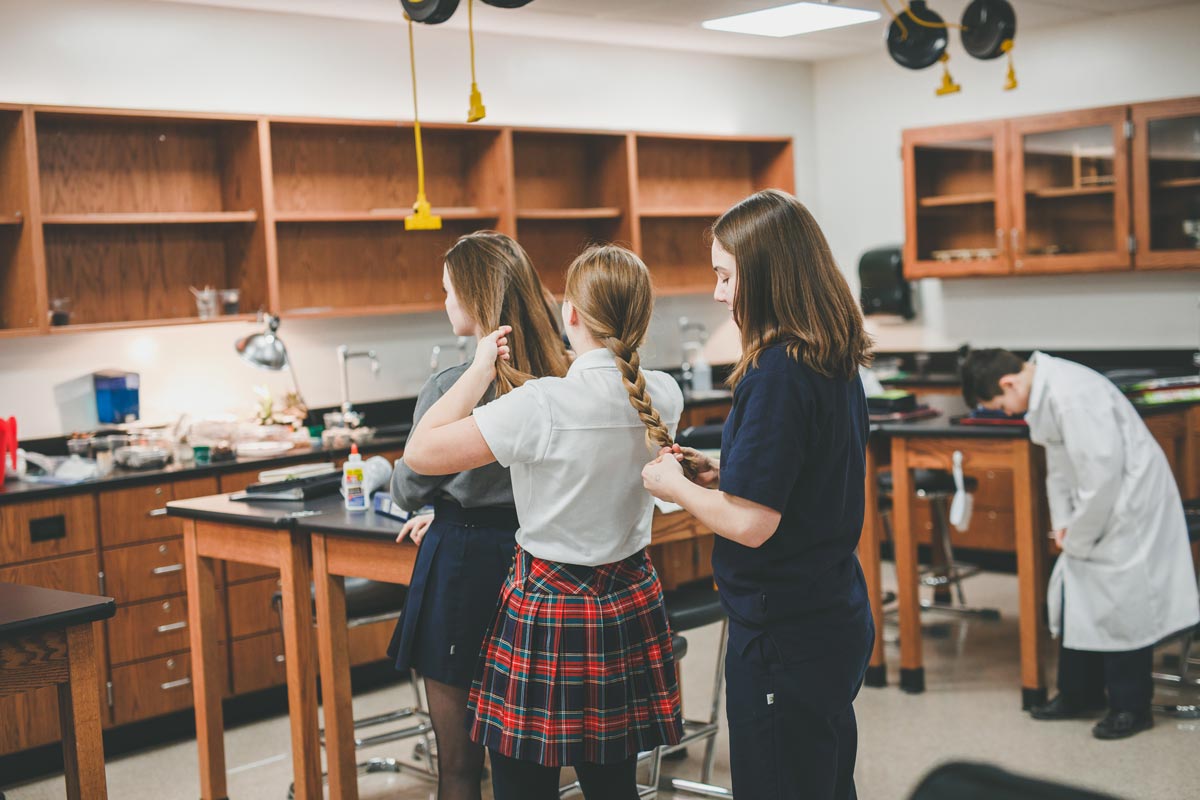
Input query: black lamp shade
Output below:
<box><xmin>961</xmin><ymin>0</ymin><xmax>1017</xmax><ymax>60</ymax></box>
<box><xmin>887</xmin><ymin>0</ymin><xmax>949</xmax><ymax>70</ymax></box>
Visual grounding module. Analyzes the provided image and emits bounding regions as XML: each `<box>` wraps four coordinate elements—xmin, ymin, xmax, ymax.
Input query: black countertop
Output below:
<box><xmin>167</xmin><ymin>492</ymin><xmax>404</xmax><ymax>542</ymax></box>
<box><xmin>0</xmin><ymin>582</ymin><xmax>115</xmax><ymax>639</ymax></box>
<box><xmin>872</xmin><ymin>395</ymin><xmax>1028</xmax><ymax>438</ymax></box>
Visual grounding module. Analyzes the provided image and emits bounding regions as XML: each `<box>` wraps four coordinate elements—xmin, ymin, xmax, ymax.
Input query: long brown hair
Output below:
<box><xmin>713</xmin><ymin>189</ymin><xmax>872</xmax><ymax>387</ymax></box>
<box><xmin>444</xmin><ymin>231</ymin><xmax>570</xmax><ymax>394</ymax></box>
<box><xmin>565</xmin><ymin>245</ymin><xmax>701</xmax><ymax>475</ymax></box>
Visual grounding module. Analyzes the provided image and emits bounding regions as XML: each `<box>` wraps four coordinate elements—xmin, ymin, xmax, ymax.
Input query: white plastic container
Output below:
<box><xmin>342</xmin><ymin>444</ymin><xmax>367</xmax><ymax>511</ymax></box>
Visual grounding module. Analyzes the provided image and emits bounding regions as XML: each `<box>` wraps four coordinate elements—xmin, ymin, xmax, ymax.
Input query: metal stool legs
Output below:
<box><xmin>1153</xmin><ymin>626</ymin><xmax>1200</xmax><ymax>718</ymax></box>
<box><xmin>920</xmin><ymin>498</ymin><xmax>1000</xmax><ymax>620</ymax></box>
<box><xmin>651</xmin><ymin>619</ymin><xmax>732</xmax><ymax>799</ymax></box>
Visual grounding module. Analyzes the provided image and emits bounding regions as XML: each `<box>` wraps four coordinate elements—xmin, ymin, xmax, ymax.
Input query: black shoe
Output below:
<box><xmin>1029</xmin><ymin>694</ymin><xmax>1107</xmax><ymax>720</ymax></box>
<box><xmin>1093</xmin><ymin>710</ymin><xmax>1154</xmax><ymax>740</ymax></box>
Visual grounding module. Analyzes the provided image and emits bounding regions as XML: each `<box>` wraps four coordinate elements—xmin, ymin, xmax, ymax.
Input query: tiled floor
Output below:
<box><xmin>5</xmin><ymin>567</ymin><xmax>1199</xmax><ymax>799</ymax></box>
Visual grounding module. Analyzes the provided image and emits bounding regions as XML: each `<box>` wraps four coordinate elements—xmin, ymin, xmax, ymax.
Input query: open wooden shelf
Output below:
<box><xmin>281</xmin><ymin>303</ymin><xmax>445</xmax><ymax>319</ymax></box>
<box><xmin>1026</xmin><ymin>185</ymin><xmax>1115</xmax><ymax>199</ymax></box>
<box><xmin>918</xmin><ymin>192</ymin><xmax>996</xmax><ymax>208</ymax></box>
<box><xmin>47</xmin><ymin>314</ymin><xmax>258</xmax><ymax>334</ymax></box>
<box><xmin>274</xmin><ymin>208</ymin><xmax>501</xmax><ymax>223</ymax></box>
<box><xmin>516</xmin><ymin>208</ymin><xmax>622</xmax><ymax>221</ymax></box>
<box><xmin>1156</xmin><ymin>176</ymin><xmax>1200</xmax><ymax>189</ymax></box>
<box><xmin>42</xmin><ymin>211</ymin><xmax>258</xmax><ymax>225</ymax></box>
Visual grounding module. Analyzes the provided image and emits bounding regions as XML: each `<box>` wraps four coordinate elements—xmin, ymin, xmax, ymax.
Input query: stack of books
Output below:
<box><xmin>231</xmin><ymin>462</ymin><xmax>341</xmax><ymax>501</ymax></box>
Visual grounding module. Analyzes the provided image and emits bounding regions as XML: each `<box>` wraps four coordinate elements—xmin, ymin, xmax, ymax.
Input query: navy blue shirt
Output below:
<box><xmin>715</xmin><ymin>345</ymin><xmax>869</xmax><ymax>632</ymax></box>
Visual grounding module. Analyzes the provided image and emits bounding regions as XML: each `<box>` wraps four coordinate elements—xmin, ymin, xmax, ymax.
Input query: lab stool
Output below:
<box><xmin>271</xmin><ymin>578</ymin><xmax>436</xmax><ymax>799</ymax></box>
<box><xmin>879</xmin><ymin>469</ymin><xmax>1000</xmax><ymax>620</ymax></box>
<box><xmin>1151</xmin><ymin>500</ymin><xmax>1200</xmax><ymax>718</ymax></box>
<box><xmin>558</xmin><ymin>633</ymin><xmax>690</xmax><ymax>800</ymax></box>
<box><xmin>656</xmin><ymin>580</ymin><xmax>732</xmax><ymax>799</ymax></box>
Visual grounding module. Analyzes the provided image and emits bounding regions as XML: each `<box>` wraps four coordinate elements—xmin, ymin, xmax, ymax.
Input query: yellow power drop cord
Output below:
<box><xmin>1001</xmin><ymin>39</ymin><xmax>1018</xmax><ymax>90</ymax></box>
<box><xmin>405</xmin><ymin>15</ymin><xmax>442</xmax><ymax>231</ymax></box>
<box><xmin>936</xmin><ymin>52</ymin><xmax>962</xmax><ymax>96</ymax></box>
<box><xmin>467</xmin><ymin>0</ymin><xmax>486</xmax><ymax>122</ymax></box>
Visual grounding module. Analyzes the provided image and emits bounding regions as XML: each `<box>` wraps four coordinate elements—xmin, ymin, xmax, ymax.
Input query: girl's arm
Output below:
<box><xmin>643</xmin><ymin>455</ymin><xmax>781</xmax><ymax>548</ymax></box>
<box><xmin>402</xmin><ymin>327</ymin><xmax>511</xmax><ymax>476</ymax></box>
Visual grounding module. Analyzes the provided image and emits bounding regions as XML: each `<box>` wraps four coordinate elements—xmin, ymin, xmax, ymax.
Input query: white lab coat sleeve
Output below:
<box><xmin>1043</xmin><ymin>447</ymin><xmax>1074</xmax><ymax>531</ymax></box>
<box><xmin>1057</xmin><ymin>404</ymin><xmax>1124</xmax><ymax>557</ymax></box>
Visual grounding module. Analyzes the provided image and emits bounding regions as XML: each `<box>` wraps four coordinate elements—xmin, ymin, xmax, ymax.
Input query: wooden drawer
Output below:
<box><xmin>649</xmin><ymin>536</ymin><xmax>714</xmax><ymax>591</ymax></box>
<box><xmin>98</xmin><ymin>476</ymin><xmax>218</xmax><ymax>547</ymax></box>
<box><xmin>680</xmin><ymin>401</ymin><xmax>731</xmax><ymax>431</ymax></box>
<box><xmin>218</xmin><ymin>469</ymin><xmax>262</xmax><ymax>493</ymax></box>
<box><xmin>231</xmin><ymin>632</ymin><xmax>287</xmax><ymax>695</ymax></box>
<box><xmin>912</xmin><ymin>506</ymin><xmax>1017</xmax><ymax>552</ymax></box>
<box><xmin>0</xmin><ymin>685</ymin><xmax>63</xmax><ymax>754</ymax></box>
<box><xmin>107</xmin><ymin>592</ymin><xmax>227</xmax><ymax>666</ymax></box>
<box><xmin>348</xmin><ymin>617</ymin><xmax>397</xmax><ymax>666</ymax></box>
<box><xmin>109</xmin><ymin>648</ymin><xmax>228</xmax><ymax>725</ymax></box>
<box><xmin>0</xmin><ymin>552</ymin><xmax>101</xmax><ymax>595</ymax></box>
<box><xmin>227</xmin><ymin>575</ymin><xmax>283</xmax><ymax>638</ymax></box>
<box><xmin>0</xmin><ymin>493</ymin><xmax>97</xmax><ymax>564</ymax></box>
<box><xmin>102</xmin><ymin>538</ymin><xmax>191</xmax><ymax>603</ymax></box>
<box><xmin>967</xmin><ymin>468</ymin><xmax>1013</xmax><ymax>511</ymax></box>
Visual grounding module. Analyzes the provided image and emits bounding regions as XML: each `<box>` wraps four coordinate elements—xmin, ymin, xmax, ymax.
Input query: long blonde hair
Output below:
<box><xmin>565</xmin><ymin>245</ymin><xmax>701</xmax><ymax>475</ymax></box>
<box><xmin>713</xmin><ymin>189</ymin><xmax>872</xmax><ymax>388</ymax></box>
<box><xmin>444</xmin><ymin>232</ymin><xmax>570</xmax><ymax>394</ymax></box>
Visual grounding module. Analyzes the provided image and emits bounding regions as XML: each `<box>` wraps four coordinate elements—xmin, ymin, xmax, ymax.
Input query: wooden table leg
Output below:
<box><xmin>183</xmin><ymin>520</ymin><xmax>227</xmax><ymax>800</ymax></box>
<box><xmin>891</xmin><ymin>437</ymin><xmax>924</xmax><ymax>693</ymax></box>
<box><xmin>1012</xmin><ymin>440</ymin><xmax>1048</xmax><ymax>710</ymax></box>
<box><xmin>312</xmin><ymin>534</ymin><xmax>358</xmax><ymax>800</ymax></box>
<box><xmin>860</xmin><ymin>437</ymin><xmax>887</xmax><ymax>688</ymax></box>
<box><xmin>279</xmin><ymin>530</ymin><xmax>322</xmax><ymax>800</ymax></box>
<box><xmin>58</xmin><ymin>624</ymin><xmax>107</xmax><ymax>800</ymax></box>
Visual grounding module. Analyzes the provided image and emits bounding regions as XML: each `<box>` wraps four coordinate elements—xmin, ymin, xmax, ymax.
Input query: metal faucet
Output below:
<box><xmin>336</xmin><ymin>345</ymin><xmax>380</xmax><ymax>427</ymax></box>
<box><xmin>678</xmin><ymin>317</ymin><xmax>709</xmax><ymax>387</ymax></box>
<box><xmin>430</xmin><ymin>338</ymin><xmax>471</xmax><ymax>375</ymax></box>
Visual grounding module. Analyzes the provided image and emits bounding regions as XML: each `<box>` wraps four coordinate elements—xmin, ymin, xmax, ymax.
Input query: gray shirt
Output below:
<box><xmin>390</xmin><ymin>364</ymin><xmax>515</xmax><ymax>511</ymax></box>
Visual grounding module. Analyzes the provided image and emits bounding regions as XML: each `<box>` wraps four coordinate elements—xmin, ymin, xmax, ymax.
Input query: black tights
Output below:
<box><xmin>423</xmin><ymin>676</ymin><xmax>486</xmax><ymax>800</ymax></box>
<box><xmin>488</xmin><ymin>750</ymin><xmax>639</xmax><ymax>800</ymax></box>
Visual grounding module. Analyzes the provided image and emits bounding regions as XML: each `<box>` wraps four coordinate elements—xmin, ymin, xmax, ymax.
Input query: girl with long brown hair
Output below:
<box><xmin>388</xmin><ymin>231</ymin><xmax>568</xmax><ymax>800</ymax></box>
<box><xmin>402</xmin><ymin>245</ymin><xmax>684</xmax><ymax>800</ymax></box>
<box><xmin>643</xmin><ymin>189</ymin><xmax>874</xmax><ymax>800</ymax></box>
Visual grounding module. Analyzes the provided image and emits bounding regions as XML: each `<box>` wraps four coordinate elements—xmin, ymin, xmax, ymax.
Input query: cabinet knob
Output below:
<box><xmin>162</xmin><ymin>601</ymin><xmax>171</xmax><ymax>611</ymax></box>
<box><xmin>166</xmin><ymin>658</ymin><xmax>176</xmax><ymax>669</ymax></box>
<box><xmin>159</xmin><ymin>544</ymin><xmax>168</xmax><ymax>554</ymax></box>
<box><xmin>155</xmin><ymin>487</ymin><xmax>163</xmax><ymax>496</ymax></box>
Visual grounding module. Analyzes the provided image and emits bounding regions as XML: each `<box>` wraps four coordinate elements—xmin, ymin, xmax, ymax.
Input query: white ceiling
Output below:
<box><xmin>154</xmin><ymin>0</ymin><xmax>1193</xmax><ymax>62</ymax></box>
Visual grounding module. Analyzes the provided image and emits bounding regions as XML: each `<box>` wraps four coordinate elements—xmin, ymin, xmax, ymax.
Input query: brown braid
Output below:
<box><xmin>605</xmin><ymin>337</ymin><xmax>674</xmax><ymax>452</ymax></box>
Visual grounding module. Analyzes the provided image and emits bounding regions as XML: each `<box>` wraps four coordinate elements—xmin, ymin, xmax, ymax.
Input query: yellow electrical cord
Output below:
<box><xmin>881</xmin><ymin>0</ymin><xmax>908</xmax><ymax>39</ymax></box>
<box><xmin>467</xmin><ymin>0</ymin><xmax>486</xmax><ymax>122</ymax></box>
<box><xmin>936</xmin><ymin>52</ymin><xmax>962</xmax><ymax>96</ymax></box>
<box><xmin>406</xmin><ymin>14</ymin><xmax>442</xmax><ymax>231</ymax></box>
<box><xmin>1001</xmin><ymin>39</ymin><xmax>1018</xmax><ymax>90</ymax></box>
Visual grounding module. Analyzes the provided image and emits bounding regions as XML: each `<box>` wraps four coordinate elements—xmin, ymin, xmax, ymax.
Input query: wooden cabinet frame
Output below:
<box><xmin>1131</xmin><ymin>96</ymin><xmax>1200</xmax><ymax>271</ymax></box>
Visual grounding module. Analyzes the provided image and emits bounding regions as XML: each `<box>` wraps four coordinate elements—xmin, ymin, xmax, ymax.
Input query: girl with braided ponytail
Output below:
<box><xmin>404</xmin><ymin>244</ymin><xmax>684</xmax><ymax>800</ymax></box>
<box><xmin>643</xmin><ymin>189</ymin><xmax>874</xmax><ymax>800</ymax></box>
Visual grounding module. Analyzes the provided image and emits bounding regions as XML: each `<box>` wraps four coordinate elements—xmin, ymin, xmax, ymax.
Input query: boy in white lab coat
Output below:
<box><xmin>961</xmin><ymin>348</ymin><xmax>1199</xmax><ymax>740</ymax></box>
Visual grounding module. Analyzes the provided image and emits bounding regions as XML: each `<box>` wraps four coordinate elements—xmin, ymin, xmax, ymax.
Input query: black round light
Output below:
<box><xmin>961</xmin><ymin>0</ymin><xmax>1017</xmax><ymax>60</ymax></box>
<box><xmin>401</xmin><ymin>0</ymin><xmax>461</xmax><ymax>24</ymax></box>
<box><xmin>886</xmin><ymin>0</ymin><xmax>949</xmax><ymax>71</ymax></box>
<box><xmin>480</xmin><ymin>0</ymin><xmax>536</xmax><ymax>7</ymax></box>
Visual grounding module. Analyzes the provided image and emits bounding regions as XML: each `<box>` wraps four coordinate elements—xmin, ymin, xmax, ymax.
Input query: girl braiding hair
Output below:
<box><xmin>445</xmin><ymin>231</ymin><xmax>570</xmax><ymax>396</ymax></box>
<box><xmin>564</xmin><ymin>244</ymin><xmax>703</xmax><ymax>476</ymax></box>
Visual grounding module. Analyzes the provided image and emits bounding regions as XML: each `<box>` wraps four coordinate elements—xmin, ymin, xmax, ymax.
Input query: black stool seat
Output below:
<box><xmin>1184</xmin><ymin>499</ymin><xmax>1200</xmax><ymax>542</ymax></box>
<box><xmin>272</xmin><ymin>579</ymin><xmax>406</xmax><ymax>621</ymax></box>
<box><xmin>672</xmin><ymin>633</ymin><xmax>688</xmax><ymax>661</ymax></box>
<box><xmin>665</xmin><ymin>579</ymin><xmax>726</xmax><ymax>632</ymax></box>
<box><xmin>879</xmin><ymin>469</ymin><xmax>978</xmax><ymax>496</ymax></box>
<box><xmin>677</xmin><ymin>424</ymin><xmax>723</xmax><ymax>450</ymax></box>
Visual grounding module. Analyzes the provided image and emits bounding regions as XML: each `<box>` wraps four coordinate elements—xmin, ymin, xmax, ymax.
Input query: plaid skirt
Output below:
<box><xmin>466</xmin><ymin>546</ymin><xmax>683</xmax><ymax>766</ymax></box>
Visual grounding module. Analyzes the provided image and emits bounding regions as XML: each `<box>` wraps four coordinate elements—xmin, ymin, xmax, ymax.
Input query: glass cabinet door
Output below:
<box><xmin>1132</xmin><ymin>98</ymin><xmax>1200</xmax><ymax>270</ymax></box>
<box><xmin>1009</xmin><ymin>108</ymin><xmax>1131</xmax><ymax>274</ymax></box>
<box><xmin>903</xmin><ymin>121</ymin><xmax>1010</xmax><ymax>278</ymax></box>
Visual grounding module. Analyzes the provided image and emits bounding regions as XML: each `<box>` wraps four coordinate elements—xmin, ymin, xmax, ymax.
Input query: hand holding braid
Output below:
<box><xmin>606</xmin><ymin>337</ymin><xmax>705</xmax><ymax>480</ymax></box>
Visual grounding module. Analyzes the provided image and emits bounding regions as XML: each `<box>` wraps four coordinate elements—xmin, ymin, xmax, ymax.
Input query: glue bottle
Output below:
<box><xmin>343</xmin><ymin>444</ymin><xmax>367</xmax><ymax>511</ymax></box>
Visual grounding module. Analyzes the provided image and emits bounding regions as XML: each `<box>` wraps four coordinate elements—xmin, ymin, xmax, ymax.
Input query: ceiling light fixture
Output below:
<box><xmin>702</xmin><ymin>2</ymin><xmax>881</xmax><ymax>38</ymax></box>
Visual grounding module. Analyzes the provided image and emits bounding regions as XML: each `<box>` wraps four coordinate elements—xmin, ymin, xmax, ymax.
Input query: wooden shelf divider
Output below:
<box><xmin>1156</xmin><ymin>176</ymin><xmax>1200</xmax><ymax>190</ymax></box>
<box><xmin>47</xmin><ymin>314</ymin><xmax>259</xmax><ymax>335</ymax></box>
<box><xmin>638</xmin><ymin>207</ymin><xmax>728</xmax><ymax>219</ymax></box>
<box><xmin>1026</xmin><ymin>185</ymin><xmax>1115</xmax><ymax>199</ymax></box>
<box><xmin>274</xmin><ymin>207</ymin><xmax>502</xmax><ymax>223</ymax></box>
<box><xmin>41</xmin><ymin>211</ymin><xmax>259</xmax><ymax>225</ymax></box>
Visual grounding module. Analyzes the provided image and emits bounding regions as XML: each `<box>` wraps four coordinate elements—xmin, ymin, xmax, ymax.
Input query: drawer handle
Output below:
<box><xmin>148</xmin><ymin>508</ymin><xmax>169</xmax><ymax>518</ymax></box>
<box><xmin>156</xmin><ymin>621</ymin><xmax>188</xmax><ymax>633</ymax></box>
<box><xmin>160</xmin><ymin>677</ymin><xmax>192</xmax><ymax>691</ymax></box>
<box><xmin>152</xmin><ymin>564</ymin><xmax>184</xmax><ymax>575</ymax></box>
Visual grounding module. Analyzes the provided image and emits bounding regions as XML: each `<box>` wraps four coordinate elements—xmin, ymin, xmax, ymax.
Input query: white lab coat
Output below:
<box><xmin>1026</xmin><ymin>353</ymin><xmax>1199</xmax><ymax>652</ymax></box>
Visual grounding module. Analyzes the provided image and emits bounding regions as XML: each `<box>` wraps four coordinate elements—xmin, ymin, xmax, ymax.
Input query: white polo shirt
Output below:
<box><xmin>473</xmin><ymin>347</ymin><xmax>684</xmax><ymax>567</ymax></box>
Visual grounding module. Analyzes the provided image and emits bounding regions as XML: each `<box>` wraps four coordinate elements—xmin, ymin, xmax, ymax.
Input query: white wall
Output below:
<box><xmin>814</xmin><ymin>2</ymin><xmax>1200</xmax><ymax>353</ymax></box>
<box><xmin>0</xmin><ymin>0</ymin><xmax>813</xmax><ymax>438</ymax></box>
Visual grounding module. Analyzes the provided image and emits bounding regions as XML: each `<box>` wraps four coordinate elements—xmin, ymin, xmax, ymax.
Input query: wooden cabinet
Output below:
<box><xmin>110</xmin><ymin>648</ymin><xmax>228</xmax><ymax>725</ymax></box>
<box><xmin>98</xmin><ymin>476</ymin><xmax>217</xmax><ymax>547</ymax></box>
<box><xmin>679</xmin><ymin>400</ymin><xmax>732</xmax><ymax>431</ymax></box>
<box><xmin>227</xmin><ymin>575</ymin><xmax>283</xmax><ymax>639</ymax></box>
<box><xmin>102</xmin><ymin>538</ymin><xmax>188</xmax><ymax>604</ymax></box>
<box><xmin>0</xmin><ymin>104</ymin><xmax>41</xmax><ymax>335</ymax></box>
<box><xmin>1131</xmin><ymin>97</ymin><xmax>1200</xmax><ymax>271</ymax></box>
<box><xmin>0</xmin><ymin>104</ymin><xmax>794</xmax><ymax>336</ymax></box>
<box><xmin>107</xmin><ymin>593</ymin><xmax>226</xmax><ymax>666</ymax></box>
<box><xmin>0</xmin><ymin>492</ymin><xmax>96</xmax><ymax>564</ymax></box>
<box><xmin>904</xmin><ymin>96</ymin><xmax>1200</xmax><ymax>279</ymax></box>
<box><xmin>903</xmin><ymin>120</ymin><xmax>1011</xmax><ymax>279</ymax></box>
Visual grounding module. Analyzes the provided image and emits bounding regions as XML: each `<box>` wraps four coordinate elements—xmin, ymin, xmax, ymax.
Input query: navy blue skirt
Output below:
<box><xmin>388</xmin><ymin>499</ymin><xmax>518</xmax><ymax>689</ymax></box>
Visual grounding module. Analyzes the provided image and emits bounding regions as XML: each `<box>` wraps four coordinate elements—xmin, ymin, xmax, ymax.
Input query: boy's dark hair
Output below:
<box><xmin>959</xmin><ymin>347</ymin><xmax>1026</xmax><ymax>407</ymax></box>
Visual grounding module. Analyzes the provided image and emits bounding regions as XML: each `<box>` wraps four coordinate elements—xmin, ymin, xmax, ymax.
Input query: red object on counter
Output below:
<box><xmin>1</xmin><ymin>417</ymin><xmax>17</xmax><ymax>469</ymax></box>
